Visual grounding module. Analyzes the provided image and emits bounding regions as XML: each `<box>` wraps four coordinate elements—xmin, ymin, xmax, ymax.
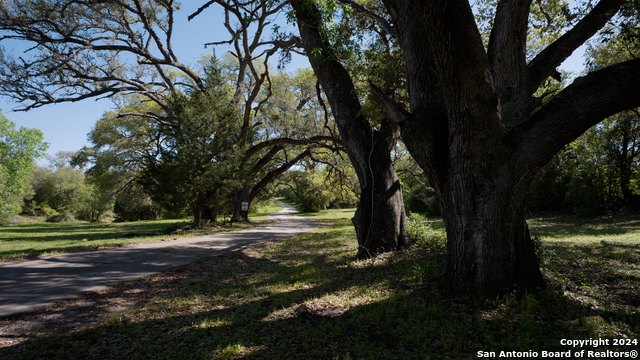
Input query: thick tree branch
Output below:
<box><xmin>381</xmin><ymin>0</ymin><xmax>492</xmax><ymax>125</ymax></box>
<box><xmin>527</xmin><ymin>0</ymin><xmax>624</xmax><ymax>94</ymax></box>
<box><xmin>250</xmin><ymin>148</ymin><xmax>313</xmax><ymax>202</ymax></box>
<box><xmin>244</xmin><ymin>136</ymin><xmax>341</xmax><ymax>159</ymax></box>
<box><xmin>290</xmin><ymin>0</ymin><xmax>374</xmax><ymax>184</ymax></box>
<box><xmin>488</xmin><ymin>0</ymin><xmax>533</xmax><ymax>116</ymax></box>
<box><xmin>381</xmin><ymin>0</ymin><xmax>497</xmax><ymax>188</ymax></box>
<box><xmin>515</xmin><ymin>58</ymin><xmax>640</xmax><ymax>171</ymax></box>
<box><xmin>369</xmin><ymin>81</ymin><xmax>410</xmax><ymax>125</ymax></box>
<box><xmin>251</xmin><ymin>145</ymin><xmax>284</xmax><ymax>174</ymax></box>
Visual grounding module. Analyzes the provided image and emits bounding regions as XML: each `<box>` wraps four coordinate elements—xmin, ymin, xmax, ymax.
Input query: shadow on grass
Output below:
<box><xmin>0</xmin><ymin>222</ymin><xmax>186</xmax><ymax>260</ymax></box>
<box><xmin>0</xmin><ymin>221</ymin><xmax>187</xmax><ymax>239</ymax></box>
<box><xmin>533</xmin><ymin>225</ymin><xmax>632</xmax><ymax>238</ymax></box>
<box><xmin>0</xmin><ymin>219</ymin><xmax>265</xmax><ymax>260</ymax></box>
<box><xmin>1</xmin><ymin>220</ymin><xmax>638</xmax><ymax>359</ymax></box>
<box><xmin>542</xmin><ymin>241</ymin><xmax>640</xmax><ymax>308</ymax></box>
<box><xmin>529</xmin><ymin>214</ymin><xmax>640</xmax><ymax>239</ymax></box>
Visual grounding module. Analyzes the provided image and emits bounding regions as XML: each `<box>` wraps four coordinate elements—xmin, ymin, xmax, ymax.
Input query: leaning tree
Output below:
<box><xmin>289</xmin><ymin>0</ymin><xmax>409</xmax><ymax>258</ymax></box>
<box><xmin>189</xmin><ymin>0</ymin><xmax>409</xmax><ymax>250</ymax></box>
<box><xmin>291</xmin><ymin>0</ymin><xmax>640</xmax><ymax>294</ymax></box>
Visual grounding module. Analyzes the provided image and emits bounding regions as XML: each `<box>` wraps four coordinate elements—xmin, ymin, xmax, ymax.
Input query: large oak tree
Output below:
<box><xmin>291</xmin><ymin>0</ymin><xmax>640</xmax><ymax>293</ymax></box>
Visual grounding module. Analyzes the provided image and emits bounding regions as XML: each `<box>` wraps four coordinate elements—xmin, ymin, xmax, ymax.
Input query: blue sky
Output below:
<box><xmin>0</xmin><ymin>3</ymin><xmax>585</xmax><ymax>164</ymax></box>
<box><xmin>0</xmin><ymin>2</ymin><xmax>307</xmax><ymax>164</ymax></box>
<box><xmin>0</xmin><ymin>3</ymin><xmax>223</xmax><ymax>161</ymax></box>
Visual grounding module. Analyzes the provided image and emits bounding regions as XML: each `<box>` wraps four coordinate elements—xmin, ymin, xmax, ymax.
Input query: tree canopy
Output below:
<box><xmin>0</xmin><ymin>111</ymin><xmax>47</xmax><ymax>218</ymax></box>
<box><xmin>0</xmin><ymin>0</ymin><xmax>340</xmax><ymax>225</ymax></box>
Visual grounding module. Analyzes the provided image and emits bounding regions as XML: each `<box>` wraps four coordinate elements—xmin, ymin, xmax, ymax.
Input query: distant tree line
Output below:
<box><xmin>0</xmin><ymin>111</ymin><xmax>47</xmax><ymax>219</ymax></box>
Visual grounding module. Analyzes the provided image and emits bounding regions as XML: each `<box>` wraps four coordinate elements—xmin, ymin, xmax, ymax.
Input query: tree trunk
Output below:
<box><xmin>379</xmin><ymin>0</ymin><xmax>550</xmax><ymax>294</ymax></box>
<box><xmin>291</xmin><ymin>0</ymin><xmax>408</xmax><ymax>258</ymax></box>
<box><xmin>438</xmin><ymin>174</ymin><xmax>545</xmax><ymax>294</ymax></box>
<box><xmin>204</xmin><ymin>203</ymin><xmax>219</xmax><ymax>224</ymax></box>
<box><xmin>618</xmin><ymin>116</ymin><xmax>635</xmax><ymax>203</ymax></box>
<box><xmin>353</xmin><ymin>123</ymin><xmax>407</xmax><ymax>258</ymax></box>
<box><xmin>231</xmin><ymin>187</ymin><xmax>252</xmax><ymax>222</ymax></box>
<box><xmin>401</xmin><ymin>110</ymin><xmax>546</xmax><ymax>294</ymax></box>
<box><xmin>193</xmin><ymin>207</ymin><xmax>202</xmax><ymax>228</ymax></box>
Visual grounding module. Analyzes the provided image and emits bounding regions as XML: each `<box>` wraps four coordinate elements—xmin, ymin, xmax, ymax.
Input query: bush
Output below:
<box><xmin>46</xmin><ymin>211</ymin><xmax>75</xmax><ymax>223</ymax></box>
<box><xmin>406</xmin><ymin>212</ymin><xmax>446</xmax><ymax>249</ymax></box>
<box><xmin>114</xmin><ymin>198</ymin><xmax>161</xmax><ymax>222</ymax></box>
<box><xmin>161</xmin><ymin>207</ymin><xmax>189</xmax><ymax>220</ymax></box>
<box><xmin>22</xmin><ymin>203</ymin><xmax>58</xmax><ymax>217</ymax></box>
<box><xmin>404</xmin><ymin>193</ymin><xmax>441</xmax><ymax>216</ymax></box>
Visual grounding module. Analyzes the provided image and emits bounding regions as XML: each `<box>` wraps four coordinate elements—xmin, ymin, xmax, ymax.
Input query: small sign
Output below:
<box><xmin>241</xmin><ymin>202</ymin><xmax>249</xmax><ymax>211</ymax></box>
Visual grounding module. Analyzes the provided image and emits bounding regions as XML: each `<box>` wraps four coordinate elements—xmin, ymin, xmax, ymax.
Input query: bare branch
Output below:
<box><xmin>0</xmin><ymin>0</ymin><xmax>205</xmax><ymax>110</ymax></box>
<box><xmin>204</xmin><ymin>39</ymin><xmax>234</xmax><ymax>47</ymax></box>
<box><xmin>188</xmin><ymin>0</ymin><xmax>216</xmax><ymax>21</ymax></box>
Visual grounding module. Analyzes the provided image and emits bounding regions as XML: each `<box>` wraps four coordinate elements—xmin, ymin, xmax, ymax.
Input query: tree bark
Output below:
<box><xmin>291</xmin><ymin>0</ymin><xmax>407</xmax><ymax>257</ymax></box>
<box><xmin>204</xmin><ymin>204</ymin><xmax>219</xmax><ymax>224</ymax></box>
<box><xmin>352</xmin><ymin>122</ymin><xmax>407</xmax><ymax>258</ymax></box>
<box><xmin>231</xmin><ymin>187</ymin><xmax>252</xmax><ymax>222</ymax></box>
<box><xmin>401</xmin><ymin>98</ymin><xmax>546</xmax><ymax>294</ymax></box>
<box><xmin>378</xmin><ymin>0</ymin><xmax>640</xmax><ymax>294</ymax></box>
<box><xmin>437</xmin><ymin>165</ymin><xmax>545</xmax><ymax>294</ymax></box>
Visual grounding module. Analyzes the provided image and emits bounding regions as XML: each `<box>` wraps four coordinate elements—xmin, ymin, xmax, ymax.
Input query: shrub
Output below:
<box><xmin>46</xmin><ymin>211</ymin><xmax>75</xmax><ymax>223</ymax></box>
<box><xmin>406</xmin><ymin>212</ymin><xmax>446</xmax><ymax>249</ymax></box>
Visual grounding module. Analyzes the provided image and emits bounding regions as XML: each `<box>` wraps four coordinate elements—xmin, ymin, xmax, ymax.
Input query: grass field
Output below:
<box><xmin>0</xmin><ymin>202</ymin><xmax>283</xmax><ymax>261</ymax></box>
<box><xmin>0</xmin><ymin>207</ymin><xmax>639</xmax><ymax>359</ymax></box>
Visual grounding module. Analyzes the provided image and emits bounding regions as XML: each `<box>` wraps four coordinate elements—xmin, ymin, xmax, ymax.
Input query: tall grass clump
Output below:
<box><xmin>406</xmin><ymin>212</ymin><xmax>446</xmax><ymax>249</ymax></box>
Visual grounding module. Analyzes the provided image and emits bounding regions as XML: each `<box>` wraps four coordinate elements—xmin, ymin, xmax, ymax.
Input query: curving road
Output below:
<box><xmin>0</xmin><ymin>201</ymin><xmax>317</xmax><ymax>318</ymax></box>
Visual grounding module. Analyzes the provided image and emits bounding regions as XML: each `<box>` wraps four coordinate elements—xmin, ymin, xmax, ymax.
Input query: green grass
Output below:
<box><xmin>278</xmin><ymin>197</ymin><xmax>355</xmax><ymax>220</ymax></box>
<box><xmin>1</xmin><ymin>209</ymin><xmax>639</xmax><ymax>359</ymax></box>
<box><xmin>0</xmin><ymin>202</ymin><xmax>283</xmax><ymax>261</ymax></box>
<box><xmin>295</xmin><ymin>207</ymin><xmax>356</xmax><ymax>220</ymax></box>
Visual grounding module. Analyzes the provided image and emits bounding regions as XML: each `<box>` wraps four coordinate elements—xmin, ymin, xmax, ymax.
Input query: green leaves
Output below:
<box><xmin>406</xmin><ymin>213</ymin><xmax>446</xmax><ymax>250</ymax></box>
<box><xmin>0</xmin><ymin>111</ymin><xmax>47</xmax><ymax>218</ymax></box>
<box><xmin>474</xmin><ymin>0</ymin><xmax>577</xmax><ymax>57</ymax></box>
